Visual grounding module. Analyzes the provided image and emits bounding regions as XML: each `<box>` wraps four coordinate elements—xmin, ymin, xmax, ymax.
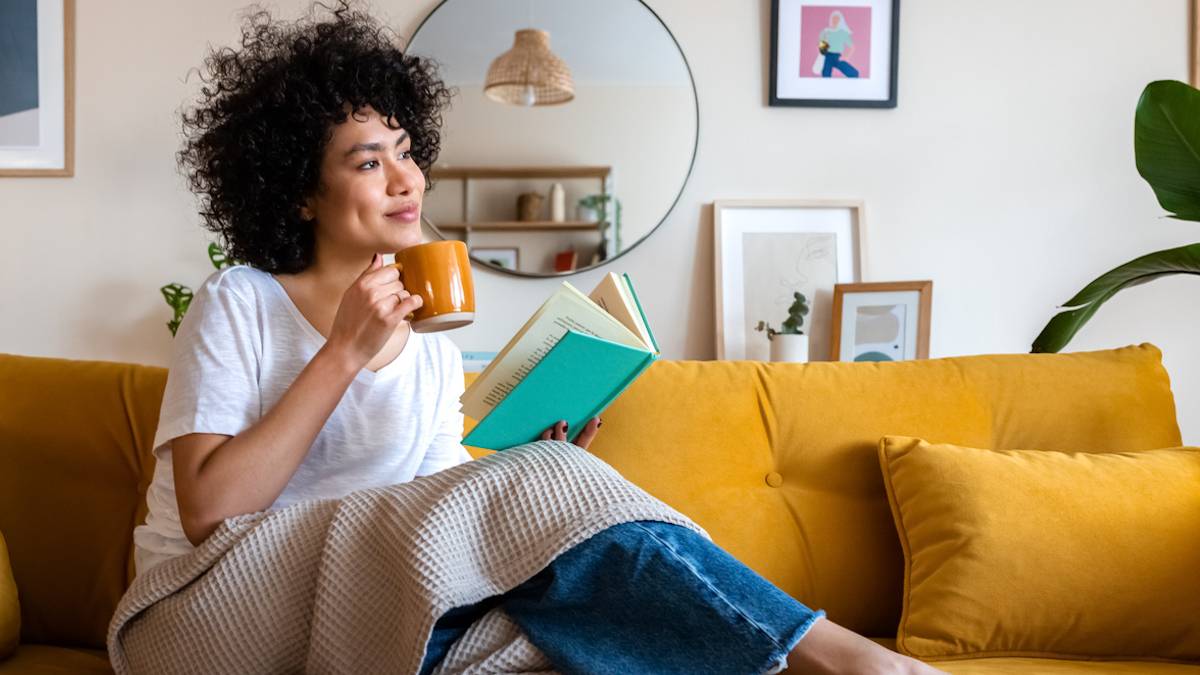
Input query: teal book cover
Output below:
<box><xmin>462</xmin><ymin>330</ymin><xmax>656</xmax><ymax>451</ymax></box>
<box><xmin>622</xmin><ymin>272</ymin><xmax>659</xmax><ymax>354</ymax></box>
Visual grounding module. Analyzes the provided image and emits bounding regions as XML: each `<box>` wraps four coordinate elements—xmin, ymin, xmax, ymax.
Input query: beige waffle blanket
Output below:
<box><xmin>106</xmin><ymin>441</ymin><xmax>705</xmax><ymax>674</ymax></box>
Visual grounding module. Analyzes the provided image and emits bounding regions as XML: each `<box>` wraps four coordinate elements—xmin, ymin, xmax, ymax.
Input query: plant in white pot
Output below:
<box><xmin>755</xmin><ymin>292</ymin><xmax>811</xmax><ymax>363</ymax></box>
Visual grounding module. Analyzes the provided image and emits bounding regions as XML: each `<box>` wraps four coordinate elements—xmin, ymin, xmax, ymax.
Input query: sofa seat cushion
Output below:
<box><xmin>929</xmin><ymin>658</ymin><xmax>1200</xmax><ymax>674</ymax></box>
<box><xmin>877</xmin><ymin>640</ymin><xmax>1200</xmax><ymax>672</ymax></box>
<box><xmin>0</xmin><ymin>645</ymin><xmax>112</xmax><ymax>674</ymax></box>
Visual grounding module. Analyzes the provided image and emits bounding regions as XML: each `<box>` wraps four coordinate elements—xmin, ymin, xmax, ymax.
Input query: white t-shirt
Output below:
<box><xmin>133</xmin><ymin>265</ymin><xmax>471</xmax><ymax>576</ymax></box>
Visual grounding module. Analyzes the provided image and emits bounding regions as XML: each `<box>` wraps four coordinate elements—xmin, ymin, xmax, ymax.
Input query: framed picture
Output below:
<box><xmin>0</xmin><ymin>0</ymin><xmax>74</xmax><ymax>176</ymax></box>
<box><xmin>769</xmin><ymin>0</ymin><xmax>899</xmax><ymax>108</ymax></box>
<box><xmin>830</xmin><ymin>281</ymin><xmax>931</xmax><ymax>362</ymax></box>
<box><xmin>714</xmin><ymin>199</ymin><xmax>865</xmax><ymax>361</ymax></box>
<box><xmin>472</xmin><ymin>246</ymin><xmax>520</xmax><ymax>270</ymax></box>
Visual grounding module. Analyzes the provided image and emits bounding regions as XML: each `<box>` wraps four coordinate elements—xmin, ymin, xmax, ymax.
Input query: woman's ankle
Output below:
<box><xmin>785</xmin><ymin>616</ymin><xmax>944</xmax><ymax>674</ymax></box>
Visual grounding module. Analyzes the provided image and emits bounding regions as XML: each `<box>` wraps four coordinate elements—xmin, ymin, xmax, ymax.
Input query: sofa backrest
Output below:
<box><xmin>573</xmin><ymin>344</ymin><xmax>1180</xmax><ymax>637</ymax></box>
<box><xmin>0</xmin><ymin>354</ymin><xmax>165</xmax><ymax>649</ymax></box>
<box><xmin>0</xmin><ymin>344</ymin><xmax>1180</xmax><ymax>648</ymax></box>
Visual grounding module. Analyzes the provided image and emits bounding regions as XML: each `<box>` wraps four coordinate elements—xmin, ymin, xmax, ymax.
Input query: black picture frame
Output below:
<box><xmin>768</xmin><ymin>0</ymin><xmax>900</xmax><ymax>108</ymax></box>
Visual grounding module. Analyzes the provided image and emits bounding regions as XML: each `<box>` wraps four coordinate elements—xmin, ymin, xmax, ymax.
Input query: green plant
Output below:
<box><xmin>577</xmin><ymin>193</ymin><xmax>611</xmax><ymax>213</ymax></box>
<box><xmin>161</xmin><ymin>242</ymin><xmax>237</xmax><ymax>336</ymax></box>
<box><xmin>756</xmin><ymin>291</ymin><xmax>810</xmax><ymax>339</ymax></box>
<box><xmin>1033</xmin><ymin>80</ymin><xmax>1200</xmax><ymax>352</ymax></box>
<box><xmin>578</xmin><ymin>193</ymin><xmax>623</xmax><ymax>250</ymax></box>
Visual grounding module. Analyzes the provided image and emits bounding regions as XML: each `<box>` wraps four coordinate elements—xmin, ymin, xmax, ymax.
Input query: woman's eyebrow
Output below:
<box><xmin>344</xmin><ymin>131</ymin><xmax>410</xmax><ymax>157</ymax></box>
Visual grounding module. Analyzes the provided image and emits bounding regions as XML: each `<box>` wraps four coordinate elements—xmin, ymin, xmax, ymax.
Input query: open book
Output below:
<box><xmin>461</xmin><ymin>272</ymin><xmax>659</xmax><ymax>450</ymax></box>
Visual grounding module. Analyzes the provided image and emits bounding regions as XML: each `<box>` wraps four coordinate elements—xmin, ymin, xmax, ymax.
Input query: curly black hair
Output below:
<box><xmin>178</xmin><ymin>1</ymin><xmax>453</xmax><ymax>274</ymax></box>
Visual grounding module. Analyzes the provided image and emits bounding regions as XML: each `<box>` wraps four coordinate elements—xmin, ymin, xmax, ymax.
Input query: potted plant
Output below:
<box><xmin>161</xmin><ymin>242</ymin><xmax>236</xmax><ymax>336</ymax></box>
<box><xmin>1033</xmin><ymin>80</ymin><xmax>1200</xmax><ymax>352</ymax></box>
<box><xmin>755</xmin><ymin>291</ymin><xmax>811</xmax><ymax>362</ymax></box>
<box><xmin>577</xmin><ymin>193</ymin><xmax>623</xmax><ymax>250</ymax></box>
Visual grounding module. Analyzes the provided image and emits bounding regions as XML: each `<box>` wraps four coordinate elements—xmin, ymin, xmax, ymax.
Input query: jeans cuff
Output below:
<box><xmin>762</xmin><ymin>609</ymin><xmax>826</xmax><ymax>675</ymax></box>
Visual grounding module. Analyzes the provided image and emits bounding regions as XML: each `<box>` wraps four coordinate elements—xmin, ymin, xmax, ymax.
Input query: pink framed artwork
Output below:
<box><xmin>769</xmin><ymin>0</ymin><xmax>899</xmax><ymax>108</ymax></box>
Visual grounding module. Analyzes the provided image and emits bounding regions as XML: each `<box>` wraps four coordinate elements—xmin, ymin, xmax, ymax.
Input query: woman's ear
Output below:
<box><xmin>299</xmin><ymin>200</ymin><xmax>314</xmax><ymax>222</ymax></box>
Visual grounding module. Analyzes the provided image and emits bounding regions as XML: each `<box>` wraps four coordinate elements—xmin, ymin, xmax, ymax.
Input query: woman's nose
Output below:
<box><xmin>386</xmin><ymin>162</ymin><xmax>418</xmax><ymax>196</ymax></box>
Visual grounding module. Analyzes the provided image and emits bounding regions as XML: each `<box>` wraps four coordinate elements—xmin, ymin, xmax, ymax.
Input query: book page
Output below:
<box><xmin>460</xmin><ymin>283</ymin><xmax>642</xmax><ymax>420</ymax></box>
<box><xmin>588</xmin><ymin>272</ymin><xmax>653</xmax><ymax>351</ymax></box>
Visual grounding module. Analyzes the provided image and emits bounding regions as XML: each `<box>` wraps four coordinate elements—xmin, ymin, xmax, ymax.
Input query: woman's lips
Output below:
<box><xmin>387</xmin><ymin>207</ymin><xmax>419</xmax><ymax>223</ymax></box>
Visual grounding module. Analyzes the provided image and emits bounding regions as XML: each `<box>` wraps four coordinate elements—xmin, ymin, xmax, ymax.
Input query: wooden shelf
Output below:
<box><xmin>430</xmin><ymin>166</ymin><xmax>610</xmax><ymax>180</ymax></box>
<box><xmin>430</xmin><ymin>166</ymin><xmax>611</xmax><ymax>248</ymax></box>
<box><xmin>437</xmin><ymin>220</ymin><xmax>603</xmax><ymax>232</ymax></box>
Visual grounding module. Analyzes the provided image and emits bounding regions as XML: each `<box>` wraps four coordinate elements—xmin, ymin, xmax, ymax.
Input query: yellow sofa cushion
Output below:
<box><xmin>0</xmin><ymin>531</ymin><xmax>17</xmax><ymax>660</ymax></box>
<box><xmin>0</xmin><ymin>644</ymin><xmax>113</xmax><ymax>674</ymax></box>
<box><xmin>879</xmin><ymin>436</ymin><xmax>1200</xmax><ymax>662</ymax></box>
<box><xmin>0</xmin><ymin>354</ymin><xmax>164</xmax><ymax>650</ymax></box>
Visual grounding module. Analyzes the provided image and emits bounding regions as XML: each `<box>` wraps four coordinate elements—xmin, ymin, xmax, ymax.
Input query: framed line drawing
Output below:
<box><xmin>0</xmin><ymin>0</ymin><xmax>75</xmax><ymax>177</ymax></box>
<box><xmin>714</xmin><ymin>199</ymin><xmax>865</xmax><ymax>361</ymax></box>
<box><xmin>830</xmin><ymin>280</ymin><xmax>931</xmax><ymax>361</ymax></box>
<box><xmin>769</xmin><ymin>0</ymin><xmax>899</xmax><ymax>108</ymax></box>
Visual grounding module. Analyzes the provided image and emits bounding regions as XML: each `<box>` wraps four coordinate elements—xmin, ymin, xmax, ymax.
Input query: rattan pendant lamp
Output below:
<box><xmin>484</xmin><ymin>28</ymin><xmax>574</xmax><ymax>106</ymax></box>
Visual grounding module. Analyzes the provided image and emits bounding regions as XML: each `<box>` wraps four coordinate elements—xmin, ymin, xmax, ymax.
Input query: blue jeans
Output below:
<box><xmin>822</xmin><ymin>52</ymin><xmax>860</xmax><ymax>78</ymax></box>
<box><xmin>419</xmin><ymin>520</ymin><xmax>825</xmax><ymax>675</ymax></box>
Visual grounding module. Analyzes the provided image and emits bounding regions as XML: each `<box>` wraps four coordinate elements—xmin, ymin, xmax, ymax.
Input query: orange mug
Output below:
<box><xmin>391</xmin><ymin>240</ymin><xmax>475</xmax><ymax>333</ymax></box>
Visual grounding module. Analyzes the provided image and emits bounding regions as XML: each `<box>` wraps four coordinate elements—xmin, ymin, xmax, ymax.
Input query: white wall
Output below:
<box><xmin>1</xmin><ymin>0</ymin><xmax>1195</xmax><ymax>442</ymax></box>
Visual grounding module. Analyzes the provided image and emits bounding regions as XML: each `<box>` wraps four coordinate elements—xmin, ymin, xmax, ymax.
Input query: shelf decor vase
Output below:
<box><xmin>769</xmin><ymin>334</ymin><xmax>809</xmax><ymax>363</ymax></box>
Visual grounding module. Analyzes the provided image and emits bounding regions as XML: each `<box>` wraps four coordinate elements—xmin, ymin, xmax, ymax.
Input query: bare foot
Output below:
<box><xmin>786</xmin><ymin>617</ymin><xmax>947</xmax><ymax>674</ymax></box>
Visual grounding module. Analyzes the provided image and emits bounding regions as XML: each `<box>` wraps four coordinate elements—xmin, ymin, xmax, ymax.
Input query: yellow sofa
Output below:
<box><xmin>0</xmin><ymin>344</ymin><xmax>1194</xmax><ymax>674</ymax></box>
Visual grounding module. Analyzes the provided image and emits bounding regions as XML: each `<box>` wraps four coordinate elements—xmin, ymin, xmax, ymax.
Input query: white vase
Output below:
<box><xmin>769</xmin><ymin>334</ymin><xmax>809</xmax><ymax>363</ymax></box>
<box><xmin>549</xmin><ymin>183</ymin><xmax>565</xmax><ymax>222</ymax></box>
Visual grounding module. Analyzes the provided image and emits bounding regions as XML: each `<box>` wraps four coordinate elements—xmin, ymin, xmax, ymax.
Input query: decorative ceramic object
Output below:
<box><xmin>769</xmin><ymin>334</ymin><xmax>809</xmax><ymax>363</ymax></box>
<box><xmin>549</xmin><ymin>183</ymin><xmax>565</xmax><ymax>222</ymax></box>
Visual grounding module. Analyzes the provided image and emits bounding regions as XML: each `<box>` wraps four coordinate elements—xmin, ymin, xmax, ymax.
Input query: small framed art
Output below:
<box><xmin>830</xmin><ymin>281</ymin><xmax>931</xmax><ymax>362</ymax></box>
<box><xmin>0</xmin><ymin>0</ymin><xmax>75</xmax><ymax>176</ymax></box>
<box><xmin>472</xmin><ymin>247</ymin><xmax>520</xmax><ymax>270</ymax></box>
<box><xmin>714</xmin><ymin>199</ymin><xmax>865</xmax><ymax>361</ymax></box>
<box><xmin>769</xmin><ymin>0</ymin><xmax>899</xmax><ymax>108</ymax></box>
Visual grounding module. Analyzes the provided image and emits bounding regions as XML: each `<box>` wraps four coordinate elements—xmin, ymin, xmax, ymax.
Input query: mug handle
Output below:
<box><xmin>390</xmin><ymin>261</ymin><xmax>417</xmax><ymax>323</ymax></box>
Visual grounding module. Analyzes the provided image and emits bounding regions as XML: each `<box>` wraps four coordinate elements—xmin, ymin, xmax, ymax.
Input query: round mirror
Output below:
<box><xmin>409</xmin><ymin>0</ymin><xmax>698</xmax><ymax>277</ymax></box>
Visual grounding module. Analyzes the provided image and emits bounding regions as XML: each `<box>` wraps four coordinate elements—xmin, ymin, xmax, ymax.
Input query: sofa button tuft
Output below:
<box><xmin>765</xmin><ymin>471</ymin><xmax>784</xmax><ymax>488</ymax></box>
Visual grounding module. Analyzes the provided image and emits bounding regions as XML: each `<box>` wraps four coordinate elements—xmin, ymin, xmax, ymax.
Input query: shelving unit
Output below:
<box><xmin>436</xmin><ymin>221</ymin><xmax>600</xmax><ymax>232</ymax></box>
<box><xmin>428</xmin><ymin>165</ymin><xmax>611</xmax><ymax>236</ymax></box>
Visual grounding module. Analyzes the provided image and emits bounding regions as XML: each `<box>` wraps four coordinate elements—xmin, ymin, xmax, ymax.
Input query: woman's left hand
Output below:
<box><xmin>540</xmin><ymin>417</ymin><xmax>602</xmax><ymax>450</ymax></box>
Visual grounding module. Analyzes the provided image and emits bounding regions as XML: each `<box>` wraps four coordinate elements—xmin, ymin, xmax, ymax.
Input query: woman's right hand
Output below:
<box><xmin>326</xmin><ymin>253</ymin><xmax>423</xmax><ymax>369</ymax></box>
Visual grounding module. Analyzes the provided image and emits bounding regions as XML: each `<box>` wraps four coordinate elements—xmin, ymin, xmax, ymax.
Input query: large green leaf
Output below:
<box><xmin>1032</xmin><ymin>243</ymin><xmax>1200</xmax><ymax>353</ymax></box>
<box><xmin>1135</xmin><ymin>81</ymin><xmax>1200</xmax><ymax>221</ymax></box>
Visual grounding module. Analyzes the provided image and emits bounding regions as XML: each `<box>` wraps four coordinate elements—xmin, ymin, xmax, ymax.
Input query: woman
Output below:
<box><xmin>134</xmin><ymin>3</ymin><xmax>940</xmax><ymax>673</ymax></box>
<box><xmin>820</xmin><ymin>11</ymin><xmax>860</xmax><ymax>78</ymax></box>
